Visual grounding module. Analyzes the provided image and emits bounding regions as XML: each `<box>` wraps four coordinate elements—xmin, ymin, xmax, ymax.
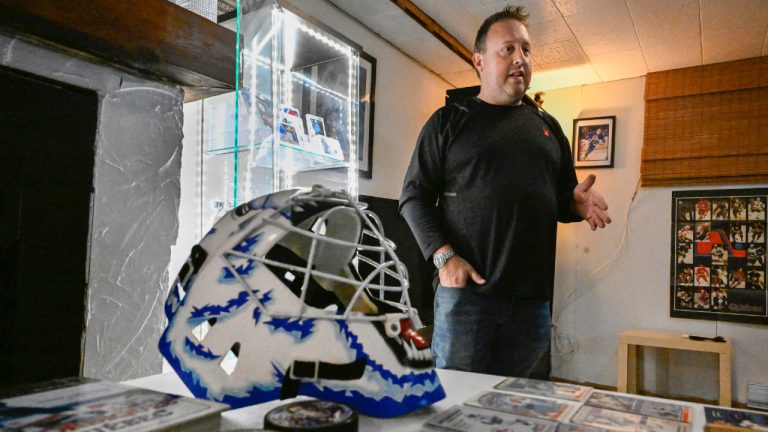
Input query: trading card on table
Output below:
<box><xmin>704</xmin><ymin>406</ymin><xmax>768</xmax><ymax>431</ymax></box>
<box><xmin>465</xmin><ymin>391</ymin><xmax>576</xmax><ymax>421</ymax></box>
<box><xmin>571</xmin><ymin>406</ymin><xmax>689</xmax><ymax>432</ymax></box>
<box><xmin>495</xmin><ymin>377</ymin><xmax>592</xmax><ymax>402</ymax></box>
<box><xmin>557</xmin><ymin>423</ymin><xmax>611</xmax><ymax>432</ymax></box>
<box><xmin>585</xmin><ymin>391</ymin><xmax>692</xmax><ymax>423</ymax></box>
<box><xmin>426</xmin><ymin>405</ymin><xmax>558</xmax><ymax>432</ymax></box>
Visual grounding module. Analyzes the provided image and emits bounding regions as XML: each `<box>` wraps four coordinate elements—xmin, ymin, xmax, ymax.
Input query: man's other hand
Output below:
<box><xmin>439</xmin><ymin>254</ymin><xmax>486</xmax><ymax>288</ymax></box>
<box><xmin>572</xmin><ymin>174</ymin><xmax>611</xmax><ymax>231</ymax></box>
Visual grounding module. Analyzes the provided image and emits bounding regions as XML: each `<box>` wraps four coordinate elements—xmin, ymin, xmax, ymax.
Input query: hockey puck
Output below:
<box><xmin>264</xmin><ymin>400</ymin><xmax>358</xmax><ymax>432</ymax></box>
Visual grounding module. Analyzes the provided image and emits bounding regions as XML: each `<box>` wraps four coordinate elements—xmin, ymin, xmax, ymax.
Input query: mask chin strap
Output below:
<box><xmin>280</xmin><ymin>357</ymin><xmax>367</xmax><ymax>399</ymax></box>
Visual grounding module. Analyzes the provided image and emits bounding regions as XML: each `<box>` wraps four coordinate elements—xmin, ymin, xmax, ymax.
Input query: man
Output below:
<box><xmin>399</xmin><ymin>6</ymin><xmax>611</xmax><ymax>377</ymax></box>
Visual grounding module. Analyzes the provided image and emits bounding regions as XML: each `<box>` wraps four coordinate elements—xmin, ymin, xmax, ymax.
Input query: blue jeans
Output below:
<box><xmin>432</xmin><ymin>284</ymin><xmax>551</xmax><ymax>377</ymax></box>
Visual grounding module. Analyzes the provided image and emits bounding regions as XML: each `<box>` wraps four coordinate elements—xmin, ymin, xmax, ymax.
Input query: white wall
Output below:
<box><xmin>286</xmin><ymin>0</ymin><xmax>451</xmax><ymax>199</ymax></box>
<box><xmin>544</xmin><ymin>77</ymin><xmax>768</xmax><ymax>404</ymax></box>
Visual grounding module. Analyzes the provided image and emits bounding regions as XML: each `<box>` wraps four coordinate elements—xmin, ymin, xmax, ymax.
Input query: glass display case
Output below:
<box><xmin>192</xmin><ymin>0</ymin><xmax>362</xmax><ymax>237</ymax></box>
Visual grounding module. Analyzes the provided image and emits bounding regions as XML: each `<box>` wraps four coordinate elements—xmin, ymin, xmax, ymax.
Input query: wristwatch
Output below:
<box><xmin>433</xmin><ymin>248</ymin><xmax>455</xmax><ymax>269</ymax></box>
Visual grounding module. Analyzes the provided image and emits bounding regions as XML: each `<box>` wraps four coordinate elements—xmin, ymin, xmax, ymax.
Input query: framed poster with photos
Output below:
<box><xmin>671</xmin><ymin>188</ymin><xmax>767</xmax><ymax>324</ymax></box>
<box><xmin>572</xmin><ymin>116</ymin><xmax>615</xmax><ymax>168</ymax></box>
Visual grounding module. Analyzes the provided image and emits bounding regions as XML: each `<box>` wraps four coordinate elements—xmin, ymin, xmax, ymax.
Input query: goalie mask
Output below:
<box><xmin>159</xmin><ymin>186</ymin><xmax>445</xmax><ymax>417</ymax></box>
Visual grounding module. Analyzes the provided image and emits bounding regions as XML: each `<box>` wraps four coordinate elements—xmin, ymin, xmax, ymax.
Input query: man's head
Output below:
<box><xmin>473</xmin><ymin>6</ymin><xmax>532</xmax><ymax>106</ymax></box>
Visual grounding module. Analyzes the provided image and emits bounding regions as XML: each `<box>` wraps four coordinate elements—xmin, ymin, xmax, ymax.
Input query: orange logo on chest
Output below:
<box><xmin>543</xmin><ymin>127</ymin><xmax>551</xmax><ymax>137</ymax></box>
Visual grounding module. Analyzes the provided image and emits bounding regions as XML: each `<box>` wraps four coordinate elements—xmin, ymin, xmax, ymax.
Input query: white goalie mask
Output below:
<box><xmin>159</xmin><ymin>186</ymin><xmax>445</xmax><ymax>417</ymax></box>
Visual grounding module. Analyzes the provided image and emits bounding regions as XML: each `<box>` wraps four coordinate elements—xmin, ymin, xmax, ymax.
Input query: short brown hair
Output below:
<box><xmin>474</xmin><ymin>5</ymin><xmax>529</xmax><ymax>53</ymax></box>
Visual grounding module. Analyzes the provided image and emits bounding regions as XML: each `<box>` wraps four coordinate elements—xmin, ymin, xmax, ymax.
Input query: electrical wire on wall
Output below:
<box><xmin>552</xmin><ymin>175</ymin><xmax>642</xmax><ymax>357</ymax></box>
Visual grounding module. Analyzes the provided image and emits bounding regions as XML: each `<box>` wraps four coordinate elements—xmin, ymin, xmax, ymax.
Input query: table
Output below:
<box><xmin>125</xmin><ymin>368</ymin><xmax>504</xmax><ymax>431</ymax></box>
<box><xmin>125</xmin><ymin>368</ymin><xmax>710</xmax><ymax>431</ymax></box>
<box><xmin>617</xmin><ymin>328</ymin><xmax>732</xmax><ymax>407</ymax></box>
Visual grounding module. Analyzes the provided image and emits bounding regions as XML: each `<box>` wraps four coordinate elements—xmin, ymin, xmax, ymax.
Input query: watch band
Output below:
<box><xmin>433</xmin><ymin>248</ymin><xmax>455</xmax><ymax>269</ymax></box>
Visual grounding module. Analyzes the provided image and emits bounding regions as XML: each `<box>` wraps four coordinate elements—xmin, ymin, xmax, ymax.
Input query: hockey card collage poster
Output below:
<box><xmin>671</xmin><ymin>189</ymin><xmax>767</xmax><ymax>324</ymax></box>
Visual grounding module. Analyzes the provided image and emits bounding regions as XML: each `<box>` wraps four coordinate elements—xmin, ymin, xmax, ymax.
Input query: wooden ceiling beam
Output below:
<box><xmin>389</xmin><ymin>0</ymin><xmax>473</xmax><ymax>66</ymax></box>
<box><xmin>0</xmin><ymin>0</ymin><xmax>237</xmax><ymax>102</ymax></box>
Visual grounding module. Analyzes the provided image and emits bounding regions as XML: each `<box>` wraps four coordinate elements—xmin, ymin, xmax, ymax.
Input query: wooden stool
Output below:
<box><xmin>617</xmin><ymin>328</ymin><xmax>732</xmax><ymax>406</ymax></box>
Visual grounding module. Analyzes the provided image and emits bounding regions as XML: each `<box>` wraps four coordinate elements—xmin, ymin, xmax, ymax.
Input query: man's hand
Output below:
<box><xmin>572</xmin><ymin>174</ymin><xmax>611</xmax><ymax>230</ymax></box>
<box><xmin>439</xmin><ymin>254</ymin><xmax>486</xmax><ymax>288</ymax></box>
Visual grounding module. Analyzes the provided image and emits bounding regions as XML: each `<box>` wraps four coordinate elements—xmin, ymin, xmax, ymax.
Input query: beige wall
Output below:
<box><xmin>545</xmin><ymin>76</ymin><xmax>768</xmax><ymax>404</ymax></box>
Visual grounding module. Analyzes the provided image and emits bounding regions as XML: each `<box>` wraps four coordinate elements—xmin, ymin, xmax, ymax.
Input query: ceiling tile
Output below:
<box><xmin>627</xmin><ymin>0</ymin><xmax>700</xmax><ymax>72</ymax></box>
<box><xmin>413</xmin><ymin>0</ymin><xmax>488</xmax><ymax>48</ymax></box>
<box><xmin>556</xmin><ymin>0</ymin><xmax>635</xmax><ymax>37</ymax></box>
<box><xmin>701</xmin><ymin>0</ymin><xmax>768</xmax><ymax>64</ymax></box>
<box><xmin>534</xmin><ymin>38</ymin><xmax>588</xmax><ymax>71</ymax></box>
<box><xmin>577</xmin><ymin>28</ymin><xmax>641</xmax><ymax>58</ymax></box>
<box><xmin>528</xmin><ymin>17</ymin><xmax>574</xmax><ymax>46</ymax></box>
<box><xmin>589</xmin><ymin>48</ymin><xmax>648</xmax><ymax>82</ymax></box>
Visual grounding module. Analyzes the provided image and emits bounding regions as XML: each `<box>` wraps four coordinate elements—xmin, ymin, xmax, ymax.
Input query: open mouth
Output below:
<box><xmin>508</xmin><ymin>70</ymin><xmax>525</xmax><ymax>81</ymax></box>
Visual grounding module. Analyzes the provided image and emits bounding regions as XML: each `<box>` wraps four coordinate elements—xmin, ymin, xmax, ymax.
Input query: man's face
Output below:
<box><xmin>473</xmin><ymin>19</ymin><xmax>532</xmax><ymax>105</ymax></box>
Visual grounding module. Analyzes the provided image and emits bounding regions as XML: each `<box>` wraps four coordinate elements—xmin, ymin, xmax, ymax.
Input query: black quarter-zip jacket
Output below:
<box><xmin>399</xmin><ymin>97</ymin><xmax>582</xmax><ymax>299</ymax></box>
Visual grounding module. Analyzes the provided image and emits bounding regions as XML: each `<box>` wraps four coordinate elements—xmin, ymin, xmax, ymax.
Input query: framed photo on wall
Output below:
<box><xmin>358</xmin><ymin>51</ymin><xmax>376</xmax><ymax>179</ymax></box>
<box><xmin>671</xmin><ymin>188</ymin><xmax>768</xmax><ymax>325</ymax></box>
<box><xmin>572</xmin><ymin>116</ymin><xmax>616</xmax><ymax>168</ymax></box>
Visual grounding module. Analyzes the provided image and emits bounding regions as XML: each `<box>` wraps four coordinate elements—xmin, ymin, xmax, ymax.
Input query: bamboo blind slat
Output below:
<box><xmin>645</xmin><ymin>57</ymin><xmax>768</xmax><ymax>100</ymax></box>
<box><xmin>642</xmin><ymin>175</ymin><xmax>768</xmax><ymax>187</ymax></box>
<box><xmin>641</xmin><ymin>56</ymin><xmax>768</xmax><ymax>187</ymax></box>
<box><xmin>642</xmin><ymin>154</ymin><xmax>768</xmax><ymax>179</ymax></box>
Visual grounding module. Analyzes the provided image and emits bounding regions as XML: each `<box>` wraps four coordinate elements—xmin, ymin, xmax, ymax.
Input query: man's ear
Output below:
<box><xmin>472</xmin><ymin>52</ymin><xmax>483</xmax><ymax>74</ymax></box>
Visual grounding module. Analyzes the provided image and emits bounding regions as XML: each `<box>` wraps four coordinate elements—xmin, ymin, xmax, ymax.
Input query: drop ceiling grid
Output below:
<box><xmin>327</xmin><ymin>0</ymin><xmax>768</xmax><ymax>93</ymax></box>
<box><xmin>626</xmin><ymin>0</ymin><xmax>700</xmax><ymax>72</ymax></box>
<box><xmin>528</xmin><ymin>16</ymin><xmax>575</xmax><ymax>46</ymax></box>
<box><xmin>700</xmin><ymin>0</ymin><xmax>768</xmax><ymax>64</ymax></box>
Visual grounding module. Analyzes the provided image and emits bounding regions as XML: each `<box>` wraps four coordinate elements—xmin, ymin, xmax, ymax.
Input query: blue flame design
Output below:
<box><xmin>266</xmin><ymin>318</ymin><xmax>316</xmax><ymax>340</ymax></box>
<box><xmin>184</xmin><ymin>337</ymin><xmax>220</xmax><ymax>360</ymax></box>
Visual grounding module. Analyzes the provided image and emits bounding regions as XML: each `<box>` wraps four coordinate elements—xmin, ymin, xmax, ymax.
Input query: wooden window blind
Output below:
<box><xmin>641</xmin><ymin>56</ymin><xmax>768</xmax><ymax>186</ymax></box>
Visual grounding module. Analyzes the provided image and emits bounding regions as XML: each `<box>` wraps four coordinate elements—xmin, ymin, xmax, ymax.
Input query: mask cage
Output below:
<box><xmin>220</xmin><ymin>189</ymin><xmax>418</xmax><ymax>326</ymax></box>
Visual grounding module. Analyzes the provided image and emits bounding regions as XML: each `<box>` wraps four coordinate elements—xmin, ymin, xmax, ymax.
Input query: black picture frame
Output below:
<box><xmin>358</xmin><ymin>51</ymin><xmax>376</xmax><ymax>179</ymax></box>
<box><xmin>670</xmin><ymin>188</ymin><xmax>767</xmax><ymax>325</ymax></box>
<box><xmin>571</xmin><ymin>116</ymin><xmax>616</xmax><ymax>169</ymax></box>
